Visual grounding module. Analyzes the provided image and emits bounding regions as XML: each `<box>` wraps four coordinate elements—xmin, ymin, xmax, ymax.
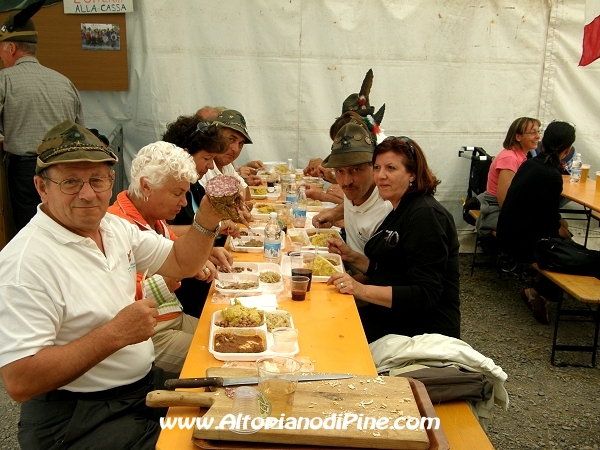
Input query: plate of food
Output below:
<box><xmin>257</xmin><ymin>263</ymin><xmax>283</xmax><ymax>292</ymax></box>
<box><xmin>229</xmin><ymin>235</ymin><xmax>265</xmax><ymax>253</ymax></box>
<box><xmin>304</xmin><ymin>228</ymin><xmax>343</xmax><ymax>249</ymax></box>
<box><xmin>214</xmin><ymin>273</ymin><xmax>261</xmax><ymax>295</ymax></box>
<box><xmin>251</xmin><ymin>203</ymin><xmax>277</xmax><ymax>220</ymax></box>
<box><xmin>209</xmin><ymin>300</ymin><xmax>298</xmax><ymax>361</ymax></box>
<box><xmin>248</xmin><ymin>186</ymin><xmax>268</xmax><ymax>199</ymax></box>
<box><xmin>216</xmin><ymin>262</ymin><xmax>259</xmax><ymax>274</ymax></box>
<box><xmin>281</xmin><ymin>251</ymin><xmax>344</xmax><ymax>283</ymax></box>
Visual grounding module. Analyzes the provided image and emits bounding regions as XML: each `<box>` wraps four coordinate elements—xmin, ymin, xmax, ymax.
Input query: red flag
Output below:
<box><xmin>580</xmin><ymin>1</ymin><xmax>600</xmax><ymax>66</ymax></box>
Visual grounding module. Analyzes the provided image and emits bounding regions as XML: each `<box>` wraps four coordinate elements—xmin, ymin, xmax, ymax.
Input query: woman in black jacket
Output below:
<box><xmin>497</xmin><ymin>121</ymin><xmax>576</xmax><ymax>324</ymax></box>
<box><xmin>327</xmin><ymin>136</ymin><xmax>461</xmax><ymax>342</ymax></box>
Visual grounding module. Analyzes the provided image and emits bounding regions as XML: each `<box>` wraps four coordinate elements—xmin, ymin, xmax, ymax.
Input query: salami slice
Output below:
<box><xmin>205</xmin><ymin>175</ymin><xmax>245</xmax><ymax>221</ymax></box>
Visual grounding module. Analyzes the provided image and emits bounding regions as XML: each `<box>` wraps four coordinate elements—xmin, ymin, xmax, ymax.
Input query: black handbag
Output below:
<box><xmin>462</xmin><ymin>197</ymin><xmax>480</xmax><ymax>225</ymax></box>
<box><xmin>534</xmin><ymin>238</ymin><xmax>600</xmax><ymax>279</ymax></box>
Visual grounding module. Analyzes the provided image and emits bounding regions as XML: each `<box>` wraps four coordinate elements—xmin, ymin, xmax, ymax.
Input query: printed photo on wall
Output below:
<box><xmin>81</xmin><ymin>23</ymin><xmax>120</xmax><ymax>50</ymax></box>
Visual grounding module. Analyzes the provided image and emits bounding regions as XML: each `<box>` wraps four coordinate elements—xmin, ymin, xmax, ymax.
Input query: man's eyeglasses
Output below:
<box><xmin>43</xmin><ymin>176</ymin><xmax>114</xmax><ymax>195</ymax></box>
<box><xmin>521</xmin><ymin>129</ymin><xmax>542</xmax><ymax>136</ymax></box>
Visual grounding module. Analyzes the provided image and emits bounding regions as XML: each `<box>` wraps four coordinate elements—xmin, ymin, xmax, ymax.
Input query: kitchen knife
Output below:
<box><xmin>164</xmin><ymin>373</ymin><xmax>352</xmax><ymax>390</ymax></box>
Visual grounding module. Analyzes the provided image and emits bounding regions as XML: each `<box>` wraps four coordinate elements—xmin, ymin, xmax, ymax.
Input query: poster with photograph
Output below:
<box><xmin>81</xmin><ymin>23</ymin><xmax>120</xmax><ymax>50</ymax></box>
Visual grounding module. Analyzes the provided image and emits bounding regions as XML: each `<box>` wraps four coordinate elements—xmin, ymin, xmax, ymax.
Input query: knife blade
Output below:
<box><xmin>164</xmin><ymin>373</ymin><xmax>352</xmax><ymax>390</ymax></box>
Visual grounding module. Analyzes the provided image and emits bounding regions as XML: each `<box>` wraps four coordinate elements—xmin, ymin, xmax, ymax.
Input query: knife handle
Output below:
<box><xmin>164</xmin><ymin>377</ymin><xmax>224</xmax><ymax>390</ymax></box>
<box><xmin>146</xmin><ymin>390</ymin><xmax>216</xmax><ymax>408</ymax></box>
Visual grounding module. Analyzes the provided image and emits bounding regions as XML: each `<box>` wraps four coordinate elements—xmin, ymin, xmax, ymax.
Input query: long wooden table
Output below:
<box><xmin>561</xmin><ymin>175</ymin><xmax>600</xmax><ymax>245</ymax></box>
<box><xmin>156</xmin><ymin>238</ymin><xmax>495</xmax><ymax>450</ymax></box>
<box><xmin>561</xmin><ymin>175</ymin><xmax>600</xmax><ymax>212</ymax></box>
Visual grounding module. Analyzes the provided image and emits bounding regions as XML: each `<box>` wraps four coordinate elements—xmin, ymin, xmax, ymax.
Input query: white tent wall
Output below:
<box><xmin>79</xmin><ymin>0</ymin><xmax>599</xmax><ymax>230</ymax></box>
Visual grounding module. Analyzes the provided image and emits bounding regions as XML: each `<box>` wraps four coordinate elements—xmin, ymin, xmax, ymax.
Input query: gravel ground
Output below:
<box><xmin>1</xmin><ymin>253</ymin><xmax>599</xmax><ymax>449</ymax></box>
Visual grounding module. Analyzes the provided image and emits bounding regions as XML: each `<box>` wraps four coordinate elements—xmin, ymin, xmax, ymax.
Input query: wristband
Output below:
<box><xmin>192</xmin><ymin>217</ymin><xmax>221</xmax><ymax>238</ymax></box>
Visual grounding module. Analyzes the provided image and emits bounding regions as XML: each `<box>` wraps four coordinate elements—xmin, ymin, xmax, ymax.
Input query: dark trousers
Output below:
<box><xmin>7</xmin><ymin>154</ymin><xmax>40</xmax><ymax>231</ymax></box>
<box><xmin>18</xmin><ymin>366</ymin><xmax>175</xmax><ymax>450</ymax></box>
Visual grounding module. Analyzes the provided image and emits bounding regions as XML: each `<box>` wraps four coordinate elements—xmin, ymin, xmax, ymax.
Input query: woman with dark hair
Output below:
<box><xmin>162</xmin><ymin>115</ymin><xmax>237</xmax><ymax>317</ymax></box>
<box><xmin>476</xmin><ymin>117</ymin><xmax>542</xmax><ymax>243</ymax></box>
<box><xmin>327</xmin><ymin>137</ymin><xmax>461</xmax><ymax>342</ymax></box>
<box><xmin>497</xmin><ymin>121</ymin><xmax>576</xmax><ymax>324</ymax></box>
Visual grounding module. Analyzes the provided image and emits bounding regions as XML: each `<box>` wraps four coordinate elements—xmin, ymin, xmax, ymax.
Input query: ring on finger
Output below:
<box><xmin>339</xmin><ymin>282</ymin><xmax>345</xmax><ymax>289</ymax></box>
<box><xmin>203</xmin><ymin>267</ymin><xmax>211</xmax><ymax>276</ymax></box>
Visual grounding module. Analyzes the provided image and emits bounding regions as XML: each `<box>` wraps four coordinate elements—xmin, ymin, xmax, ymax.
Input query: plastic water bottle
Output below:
<box><xmin>287</xmin><ymin>158</ymin><xmax>295</xmax><ymax>173</ymax></box>
<box><xmin>570</xmin><ymin>153</ymin><xmax>582</xmax><ymax>183</ymax></box>
<box><xmin>292</xmin><ymin>186</ymin><xmax>307</xmax><ymax>228</ymax></box>
<box><xmin>285</xmin><ymin>182</ymin><xmax>298</xmax><ymax>203</ymax></box>
<box><xmin>263</xmin><ymin>212</ymin><xmax>282</xmax><ymax>263</ymax></box>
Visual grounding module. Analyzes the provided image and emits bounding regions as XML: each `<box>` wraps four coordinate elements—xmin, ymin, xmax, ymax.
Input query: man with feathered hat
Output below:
<box><xmin>0</xmin><ymin>0</ymin><xmax>84</xmax><ymax>232</ymax></box>
<box><xmin>304</xmin><ymin>68</ymin><xmax>386</xmax><ymax>184</ymax></box>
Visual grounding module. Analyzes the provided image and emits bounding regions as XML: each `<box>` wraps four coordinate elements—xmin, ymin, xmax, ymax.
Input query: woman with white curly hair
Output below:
<box><xmin>108</xmin><ymin>141</ymin><xmax>217</xmax><ymax>372</ymax></box>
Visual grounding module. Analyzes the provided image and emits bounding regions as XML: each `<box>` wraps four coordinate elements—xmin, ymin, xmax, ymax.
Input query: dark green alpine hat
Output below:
<box><xmin>213</xmin><ymin>109</ymin><xmax>253</xmax><ymax>144</ymax></box>
<box><xmin>36</xmin><ymin>120</ymin><xmax>118</xmax><ymax>174</ymax></box>
<box><xmin>321</xmin><ymin>121</ymin><xmax>375</xmax><ymax>169</ymax></box>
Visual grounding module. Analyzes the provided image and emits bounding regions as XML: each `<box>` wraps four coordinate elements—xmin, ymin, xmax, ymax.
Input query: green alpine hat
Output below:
<box><xmin>321</xmin><ymin>121</ymin><xmax>375</xmax><ymax>169</ymax></box>
<box><xmin>36</xmin><ymin>120</ymin><xmax>118</xmax><ymax>174</ymax></box>
<box><xmin>0</xmin><ymin>1</ymin><xmax>44</xmax><ymax>44</ymax></box>
<box><xmin>339</xmin><ymin>69</ymin><xmax>375</xmax><ymax>117</ymax></box>
<box><xmin>341</xmin><ymin>93</ymin><xmax>375</xmax><ymax>117</ymax></box>
<box><xmin>213</xmin><ymin>109</ymin><xmax>253</xmax><ymax>144</ymax></box>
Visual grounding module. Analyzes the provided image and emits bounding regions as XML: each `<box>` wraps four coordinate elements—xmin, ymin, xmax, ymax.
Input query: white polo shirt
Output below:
<box><xmin>344</xmin><ymin>186</ymin><xmax>393</xmax><ymax>253</ymax></box>
<box><xmin>0</xmin><ymin>207</ymin><xmax>173</xmax><ymax>392</ymax></box>
<box><xmin>200</xmin><ymin>164</ymin><xmax>248</xmax><ymax>189</ymax></box>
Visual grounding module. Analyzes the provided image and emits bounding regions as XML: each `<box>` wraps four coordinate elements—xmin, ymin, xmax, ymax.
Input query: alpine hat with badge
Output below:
<box><xmin>213</xmin><ymin>109</ymin><xmax>253</xmax><ymax>144</ymax></box>
<box><xmin>321</xmin><ymin>121</ymin><xmax>375</xmax><ymax>169</ymax></box>
<box><xmin>36</xmin><ymin>119</ymin><xmax>118</xmax><ymax>174</ymax></box>
<box><xmin>0</xmin><ymin>0</ymin><xmax>44</xmax><ymax>44</ymax></box>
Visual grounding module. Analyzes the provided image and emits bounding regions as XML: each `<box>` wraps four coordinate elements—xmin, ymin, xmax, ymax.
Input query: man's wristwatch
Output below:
<box><xmin>192</xmin><ymin>217</ymin><xmax>221</xmax><ymax>238</ymax></box>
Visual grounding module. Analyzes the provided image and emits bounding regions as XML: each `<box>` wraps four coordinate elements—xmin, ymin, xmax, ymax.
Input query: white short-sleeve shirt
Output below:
<box><xmin>0</xmin><ymin>208</ymin><xmax>173</xmax><ymax>392</ymax></box>
<box><xmin>344</xmin><ymin>186</ymin><xmax>393</xmax><ymax>254</ymax></box>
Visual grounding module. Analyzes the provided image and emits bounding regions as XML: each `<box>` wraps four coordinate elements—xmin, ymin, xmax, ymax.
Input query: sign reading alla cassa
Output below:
<box><xmin>64</xmin><ymin>0</ymin><xmax>134</xmax><ymax>14</ymax></box>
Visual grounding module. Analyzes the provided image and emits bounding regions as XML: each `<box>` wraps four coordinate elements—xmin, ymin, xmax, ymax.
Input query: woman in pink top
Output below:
<box><xmin>476</xmin><ymin>117</ymin><xmax>542</xmax><ymax>240</ymax></box>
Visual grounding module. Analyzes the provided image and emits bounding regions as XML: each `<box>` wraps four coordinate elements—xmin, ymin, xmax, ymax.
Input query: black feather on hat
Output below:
<box><xmin>0</xmin><ymin>0</ymin><xmax>45</xmax><ymax>44</ymax></box>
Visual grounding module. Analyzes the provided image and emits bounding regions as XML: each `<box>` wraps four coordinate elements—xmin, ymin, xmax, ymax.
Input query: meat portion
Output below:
<box><xmin>214</xmin><ymin>332</ymin><xmax>265</xmax><ymax>353</ymax></box>
<box><xmin>205</xmin><ymin>175</ymin><xmax>245</xmax><ymax>221</ymax></box>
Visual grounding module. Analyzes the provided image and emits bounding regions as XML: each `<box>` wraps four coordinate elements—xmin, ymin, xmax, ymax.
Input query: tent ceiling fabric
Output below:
<box><xmin>78</xmin><ymin>0</ymin><xmax>598</xmax><ymax>225</ymax></box>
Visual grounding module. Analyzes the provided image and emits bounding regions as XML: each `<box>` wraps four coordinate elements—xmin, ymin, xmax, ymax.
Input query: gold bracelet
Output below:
<box><xmin>192</xmin><ymin>217</ymin><xmax>220</xmax><ymax>237</ymax></box>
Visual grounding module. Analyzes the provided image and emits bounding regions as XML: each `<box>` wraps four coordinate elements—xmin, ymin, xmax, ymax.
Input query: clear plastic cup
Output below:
<box><xmin>291</xmin><ymin>253</ymin><xmax>314</xmax><ymax>291</ymax></box>
<box><xmin>581</xmin><ymin>164</ymin><xmax>590</xmax><ymax>182</ymax></box>
<box><xmin>290</xmin><ymin>275</ymin><xmax>309</xmax><ymax>300</ymax></box>
<box><xmin>272</xmin><ymin>327</ymin><xmax>298</xmax><ymax>353</ymax></box>
<box><xmin>256</xmin><ymin>356</ymin><xmax>302</xmax><ymax>417</ymax></box>
<box><xmin>230</xmin><ymin>386</ymin><xmax>260</xmax><ymax>434</ymax></box>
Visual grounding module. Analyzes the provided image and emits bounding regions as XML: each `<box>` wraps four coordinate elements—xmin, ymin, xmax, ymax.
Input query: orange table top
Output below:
<box><xmin>156</xmin><ymin>242</ymin><xmax>494</xmax><ymax>450</ymax></box>
<box><xmin>562</xmin><ymin>175</ymin><xmax>600</xmax><ymax>212</ymax></box>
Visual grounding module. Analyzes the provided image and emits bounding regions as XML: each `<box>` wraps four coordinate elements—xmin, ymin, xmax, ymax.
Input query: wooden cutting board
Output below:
<box><xmin>148</xmin><ymin>368</ymin><xmax>430</xmax><ymax>450</ymax></box>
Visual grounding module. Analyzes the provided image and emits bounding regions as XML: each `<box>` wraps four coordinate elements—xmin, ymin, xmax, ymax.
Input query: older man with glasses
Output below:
<box><xmin>0</xmin><ymin>120</ymin><xmax>234</xmax><ymax>449</ymax></box>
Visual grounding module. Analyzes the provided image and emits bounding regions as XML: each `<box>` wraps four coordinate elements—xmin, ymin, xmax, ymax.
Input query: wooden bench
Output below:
<box><xmin>533</xmin><ymin>264</ymin><xmax>600</xmax><ymax>367</ymax></box>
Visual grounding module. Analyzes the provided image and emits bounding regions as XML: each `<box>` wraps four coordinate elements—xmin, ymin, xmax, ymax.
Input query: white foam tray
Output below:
<box><xmin>209</xmin><ymin>309</ymin><xmax>298</xmax><ymax>361</ymax></box>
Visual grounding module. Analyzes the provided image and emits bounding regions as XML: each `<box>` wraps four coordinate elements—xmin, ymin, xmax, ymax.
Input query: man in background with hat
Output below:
<box><xmin>304</xmin><ymin>68</ymin><xmax>386</xmax><ymax>183</ymax></box>
<box><xmin>0</xmin><ymin>120</ymin><xmax>228</xmax><ymax>448</ymax></box>
<box><xmin>0</xmin><ymin>1</ymin><xmax>84</xmax><ymax>232</ymax></box>
<box><xmin>197</xmin><ymin>105</ymin><xmax>263</xmax><ymax>186</ymax></box>
<box><xmin>313</xmin><ymin>121</ymin><xmax>392</xmax><ymax>274</ymax></box>
<box><xmin>200</xmin><ymin>108</ymin><xmax>260</xmax><ymax>197</ymax></box>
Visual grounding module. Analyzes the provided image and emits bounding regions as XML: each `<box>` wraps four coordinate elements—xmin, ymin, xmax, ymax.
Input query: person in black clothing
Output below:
<box><xmin>327</xmin><ymin>135</ymin><xmax>461</xmax><ymax>342</ymax></box>
<box><xmin>497</xmin><ymin>121</ymin><xmax>576</xmax><ymax>324</ymax></box>
<box><xmin>162</xmin><ymin>115</ymin><xmax>236</xmax><ymax>317</ymax></box>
